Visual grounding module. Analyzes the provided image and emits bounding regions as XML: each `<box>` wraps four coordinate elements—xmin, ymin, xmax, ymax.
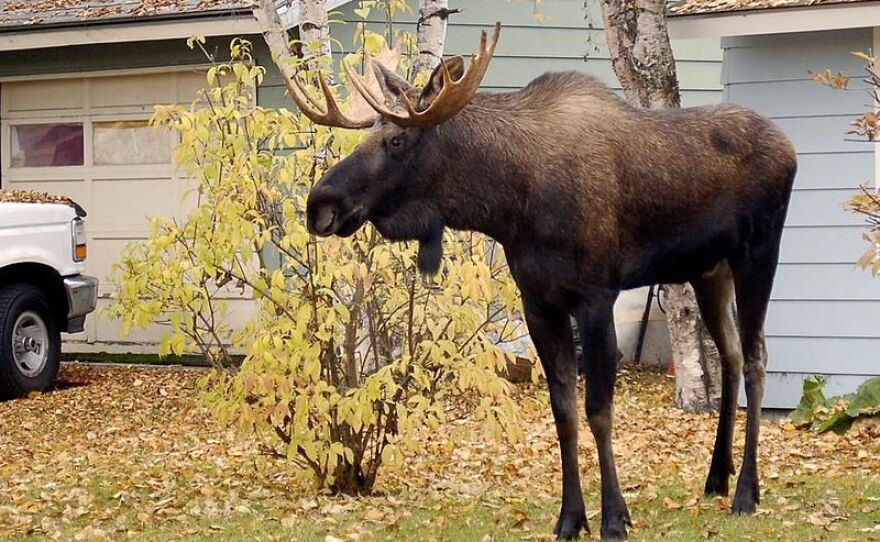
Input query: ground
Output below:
<box><xmin>0</xmin><ymin>364</ymin><xmax>878</xmax><ymax>542</ymax></box>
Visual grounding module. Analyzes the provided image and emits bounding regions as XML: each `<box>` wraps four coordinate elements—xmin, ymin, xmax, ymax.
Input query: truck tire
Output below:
<box><xmin>0</xmin><ymin>284</ymin><xmax>61</xmax><ymax>399</ymax></box>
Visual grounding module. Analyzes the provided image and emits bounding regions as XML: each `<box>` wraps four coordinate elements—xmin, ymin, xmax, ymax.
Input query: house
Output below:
<box><xmin>0</xmin><ymin>0</ymin><xmax>722</xmax><ymax>362</ymax></box>
<box><xmin>668</xmin><ymin>0</ymin><xmax>880</xmax><ymax>408</ymax></box>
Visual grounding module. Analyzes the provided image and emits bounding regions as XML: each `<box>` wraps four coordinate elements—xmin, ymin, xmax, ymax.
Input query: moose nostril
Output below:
<box><xmin>313</xmin><ymin>205</ymin><xmax>338</xmax><ymax>235</ymax></box>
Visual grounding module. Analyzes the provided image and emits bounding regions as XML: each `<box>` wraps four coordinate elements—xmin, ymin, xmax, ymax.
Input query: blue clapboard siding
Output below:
<box><xmin>790</xmin><ymin>153</ymin><xmax>873</xmax><ymax>190</ymax></box>
<box><xmin>773</xmin><ymin>264</ymin><xmax>880</xmax><ymax>300</ymax></box>
<box><xmin>723</xmin><ymin>28</ymin><xmax>880</xmax><ymax>409</ymax></box>
<box><xmin>779</xmin><ymin>227</ymin><xmax>870</xmax><ymax>263</ymax></box>
<box><xmin>258</xmin><ymin>0</ymin><xmax>722</xmax><ymax>109</ymax></box>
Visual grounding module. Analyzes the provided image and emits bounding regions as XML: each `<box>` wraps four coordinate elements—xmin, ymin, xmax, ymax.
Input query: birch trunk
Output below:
<box><xmin>299</xmin><ymin>0</ymin><xmax>333</xmax><ymax>68</ymax></box>
<box><xmin>253</xmin><ymin>0</ymin><xmax>298</xmax><ymax>78</ymax></box>
<box><xmin>412</xmin><ymin>0</ymin><xmax>454</xmax><ymax>74</ymax></box>
<box><xmin>598</xmin><ymin>0</ymin><xmax>722</xmax><ymax>412</ymax></box>
<box><xmin>253</xmin><ymin>0</ymin><xmax>331</xmax><ymax>70</ymax></box>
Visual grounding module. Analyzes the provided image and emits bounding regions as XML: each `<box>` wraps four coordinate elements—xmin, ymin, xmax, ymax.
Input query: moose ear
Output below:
<box><xmin>372</xmin><ymin>62</ymin><xmax>416</xmax><ymax>103</ymax></box>
<box><xmin>417</xmin><ymin>56</ymin><xmax>466</xmax><ymax>111</ymax></box>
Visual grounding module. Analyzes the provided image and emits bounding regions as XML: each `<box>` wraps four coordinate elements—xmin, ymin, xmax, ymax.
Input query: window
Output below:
<box><xmin>11</xmin><ymin>123</ymin><xmax>84</xmax><ymax>167</ymax></box>
<box><xmin>93</xmin><ymin>120</ymin><xmax>170</xmax><ymax>165</ymax></box>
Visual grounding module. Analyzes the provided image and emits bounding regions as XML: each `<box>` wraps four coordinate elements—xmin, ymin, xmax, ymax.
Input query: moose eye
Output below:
<box><xmin>389</xmin><ymin>136</ymin><xmax>403</xmax><ymax>148</ymax></box>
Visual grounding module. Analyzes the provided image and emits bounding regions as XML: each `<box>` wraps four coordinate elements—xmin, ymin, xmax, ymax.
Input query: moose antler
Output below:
<box><xmin>343</xmin><ymin>22</ymin><xmax>501</xmax><ymax>128</ymax></box>
<box><xmin>280</xmin><ymin>42</ymin><xmax>403</xmax><ymax>129</ymax></box>
<box><xmin>281</xmin><ymin>65</ymin><xmax>378</xmax><ymax>129</ymax></box>
<box><xmin>280</xmin><ymin>23</ymin><xmax>499</xmax><ymax>129</ymax></box>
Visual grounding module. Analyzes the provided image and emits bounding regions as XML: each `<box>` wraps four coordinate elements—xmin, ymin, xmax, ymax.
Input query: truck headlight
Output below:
<box><xmin>72</xmin><ymin>219</ymin><xmax>87</xmax><ymax>262</ymax></box>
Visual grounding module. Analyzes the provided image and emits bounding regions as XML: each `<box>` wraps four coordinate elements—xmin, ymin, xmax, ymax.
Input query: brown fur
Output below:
<box><xmin>413</xmin><ymin>72</ymin><xmax>795</xmax><ymax>286</ymax></box>
<box><xmin>306</xmin><ymin>69</ymin><xmax>797</xmax><ymax>541</ymax></box>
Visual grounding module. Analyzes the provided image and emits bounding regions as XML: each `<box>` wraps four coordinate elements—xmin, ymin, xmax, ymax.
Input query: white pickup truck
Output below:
<box><xmin>0</xmin><ymin>191</ymin><xmax>98</xmax><ymax>398</ymax></box>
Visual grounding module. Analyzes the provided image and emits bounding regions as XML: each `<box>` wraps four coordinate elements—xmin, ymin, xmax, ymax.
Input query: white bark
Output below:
<box><xmin>664</xmin><ymin>284</ymin><xmax>722</xmax><ymax>411</ymax></box>
<box><xmin>598</xmin><ymin>0</ymin><xmax>722</xmax><ymax>412</ymax></box>
<box><xmin>299</xmin><ymin>0</ymin><xmax>333</xmax><ymax>69</ymax></box>
<box><xmin>253</xmin><ymin>0</ymin><xmax>299</xmax><ymax>79</ymax></box>
<box><xmin>253</xmin><ymin>0</ymin><xmax>332</xmax><ymax>71</ymax></box>
<box><xmin>600</xmin><ymin>0</ymin><xmax>680</xmax><ymax>108</ymax></box>
<box><xmin>412</xmin><ymin>0</ymin><xmax>454</xmax><ymax>74</ymax></box>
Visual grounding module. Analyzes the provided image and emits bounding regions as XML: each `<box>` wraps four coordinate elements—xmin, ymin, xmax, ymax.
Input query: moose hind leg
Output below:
<box><xmin>692</xmin><ymin>261</ymin><xmax>744</xmax><ymax>497</ymax></box>
<box><xmin>522</xmin><ymin>295</ymin><xmax>588</xmax><ymax>540</ymax></box>
<box><xmin>578</xmin><ymin>293</ymin><xmax>630</xmax><ymax>541</ymax></box>
<box><xmin>730</xmin><ymin>242</ymin><xmax>780</xmax><ymax>515</ymax></box>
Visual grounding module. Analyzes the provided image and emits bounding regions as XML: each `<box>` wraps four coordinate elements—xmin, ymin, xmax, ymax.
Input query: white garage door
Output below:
<box><xmin>1</xmin><ymin>68</ymin><xmax>252</xmax><ymax>354</ymax></box>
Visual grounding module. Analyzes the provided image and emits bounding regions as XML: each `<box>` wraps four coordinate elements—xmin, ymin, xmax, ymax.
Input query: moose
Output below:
<box><xmin>281</xmin><ymin>24</ymin><xmax>797</xmax><ymax>541</ymax></box>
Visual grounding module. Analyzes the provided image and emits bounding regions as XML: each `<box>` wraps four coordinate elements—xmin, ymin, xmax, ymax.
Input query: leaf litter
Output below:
<box><xmin>0</xmin><ymin>363</ymin><xmax>877</xmax><ymax>541</ymax></box>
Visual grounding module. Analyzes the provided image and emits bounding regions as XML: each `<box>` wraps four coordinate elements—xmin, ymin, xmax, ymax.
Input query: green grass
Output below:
<box><xmin>5</xmin><ymin>475</ymin><xmax>877</xmax><ymax>541</ymax></box>
<box><xmin>61</xmin><ymin>352</ymin><xmax>210</xmax><ymax>366</ymax></box>
<box><xmin>61</xmin><ymin>352</ymin><xmax>246</xmax><ymax>367</ymax></box>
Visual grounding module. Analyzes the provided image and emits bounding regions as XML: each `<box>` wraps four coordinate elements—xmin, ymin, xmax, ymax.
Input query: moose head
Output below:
<box><xmin>281</xmin><ymin>24</ymin><xmax>501</xmax><ymax>274</ymax></box>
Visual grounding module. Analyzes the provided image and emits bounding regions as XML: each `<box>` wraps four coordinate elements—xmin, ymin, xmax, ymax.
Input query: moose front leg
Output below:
<box><xmin>521</xmin><ymin>294</ymin><xmax>588</xmax><ymax>540</ymax></box>
<box><xmin>576</xmin><ymin>292</ymin><xmax>631</xmax><ymax>541</ymax></box>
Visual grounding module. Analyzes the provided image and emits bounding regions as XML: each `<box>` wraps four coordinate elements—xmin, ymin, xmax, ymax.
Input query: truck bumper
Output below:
<box><xmin>63</xmin><ymin>275</ymin><xmax>98</xmax><ymax>333</ymax></box>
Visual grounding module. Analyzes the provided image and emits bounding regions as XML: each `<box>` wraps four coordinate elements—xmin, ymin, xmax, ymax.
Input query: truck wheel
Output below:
<box><xmin>0</xmin><ymin>284</ymin><xmax>61</xmax><ymax>399</ymax></box>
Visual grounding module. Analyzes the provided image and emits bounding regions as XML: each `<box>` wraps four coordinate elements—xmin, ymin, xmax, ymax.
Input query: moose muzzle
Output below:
<box><xmin>306</xmin><ymin>185</ymin><xmax>367</xmax><ymax>238</ymax></box>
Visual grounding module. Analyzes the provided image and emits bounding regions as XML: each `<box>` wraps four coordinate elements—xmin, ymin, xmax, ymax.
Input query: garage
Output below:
<box><xmin>0</xmin><ymin>68</ymin><xmax>208</xmax><ymax>351</ymax></box>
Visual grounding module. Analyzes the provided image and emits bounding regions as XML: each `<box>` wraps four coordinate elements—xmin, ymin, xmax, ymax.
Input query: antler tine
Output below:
<box><xmin>281</xmin><ymin>70</ymin><xmax>327</xmax><ymax>117</ymax></box>
<box><xmin>343</xmin><ymin>22</ymin><xmax>502</xmax><ymax>128</ymax></box>
<box><xmin>398</xmin><ymin>92</ymin><xmax>421</xmax><ymax>118</ymax></box>
<box><xmin>440</xmin><ymin>59</ymin><xmax>454</xmax><ymax>87</ymax></box>
<box><xmin>342</xmin><ymin>59</ymin><xmax>399</xmax><ymax>118</ymax></box>
<box><xmin>280</xmin><ymin>66</ymin><xmax>376</xmax><ymax>130</ymax></box>
<box><xmin>316</xmin><ymin>71</ymin><xmax>344</xmax><ymax>118</ymax></box>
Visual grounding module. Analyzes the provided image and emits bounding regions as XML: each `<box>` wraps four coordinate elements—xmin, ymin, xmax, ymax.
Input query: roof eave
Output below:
<box><xmin>0</xmin><ymin>0</ymin><xmax>356</xmax><ymax>52</ymax></box>
<box><xmin>0</xmin><ymin>13</ymin><xmax>262</xmax><ymax>51</ymax></box>
<box><xmin>0</xmin><ymin>7</ymin><xmax>251</xmax><ymax>35</ymax></box>
<box><xmin>668</xmin><ymin>1</ymin><xmax>880</xmax><ymax>39</ymax></box>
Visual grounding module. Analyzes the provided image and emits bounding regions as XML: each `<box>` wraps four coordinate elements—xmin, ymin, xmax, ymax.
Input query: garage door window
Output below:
<box><xmin>10</xmin><ymin>123</ymin><xmax>84</xmax><ymax>167</ymax></box>
<box><xmin>93</xmin><ymin>120</ymin><xmax>171</xmax><ymax>165</ymax></box>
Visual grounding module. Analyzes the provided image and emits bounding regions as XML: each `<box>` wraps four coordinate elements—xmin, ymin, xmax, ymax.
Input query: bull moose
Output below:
<box><xmin>281</xmin><ymin>24</ymin><xmax>797</xmax><ymax>541</ymax></box>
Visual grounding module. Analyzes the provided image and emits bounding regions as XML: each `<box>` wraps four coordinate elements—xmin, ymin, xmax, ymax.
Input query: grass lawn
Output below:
<box><xmin>1</xmin><ymin>364</ymin><xmax>877</xmax><ymax>541</ymax></box>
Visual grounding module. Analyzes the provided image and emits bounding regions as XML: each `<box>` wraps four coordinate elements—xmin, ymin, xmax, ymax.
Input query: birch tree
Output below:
<box><xmin>412</xmin><ymin>0</ymin><xmax>459</xmax><ymax>74</ymax></box>
<box><xmin>598</xmin><ymin>0</ymin><xmax>722</xmax><ymax>412</ymax></box>
<box><xmin>298</xmin><ymin>0</ymin><xmax>333</xmax><ymax>68</ymax></box>
<box><xmin>253</xmin><ymin>0</ymin><xmax>300</xmax><ymax>81</ymax></box>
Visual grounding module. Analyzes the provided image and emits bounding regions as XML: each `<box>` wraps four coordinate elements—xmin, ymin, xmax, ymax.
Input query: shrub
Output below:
<box><xmin>790</xmin><ymin>376</ymin><xmax>880</xmax><ymax>434</ymax></box>
<box><xmin>108</xmin><ymin>37</ymin><xmax>526</xmax><ymax>494</ymax></box>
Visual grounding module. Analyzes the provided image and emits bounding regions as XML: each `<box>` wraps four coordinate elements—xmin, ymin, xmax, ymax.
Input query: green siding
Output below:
<box><xmin>262</xmin><ymin>0</ymin><xmax>722</xmax><ymax>110</ymax></box>
<box><xmin>0</xmin><ymin>36</ymin><xmax>237</xmax><ymax>78</ymax></box>
<box><xmin>258</xmin><ymin>0</ymin><xmax>721</xmax><ymax>109</ymax></box>
<box><xmin>0</xmin><ymin>1</ymin><xmax>721</xmax><ymax>109</ymax></box>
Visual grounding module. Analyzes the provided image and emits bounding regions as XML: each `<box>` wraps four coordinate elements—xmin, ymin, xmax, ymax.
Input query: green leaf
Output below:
<box><xmin>789</xmin><ymin>376</ymin><xmax>827</xmax><ymax>426</ymax></box>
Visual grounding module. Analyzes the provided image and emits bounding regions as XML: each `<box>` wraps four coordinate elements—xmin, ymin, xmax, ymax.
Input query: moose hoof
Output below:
<box><xmin>732</xmin><ymin>498</ymin><xmax>757</xmax><ymax>516</ymax></box>
<box><xmin>554</xmin><ymin>508</ymin><xmax>589</xmax><ymax>540</ymax></box>
<box><xmin>704</xmin><ymin>458</ymin><xmax>735</xmax><ymax>498</ymax></box>
<box><xmin>600</xmin><ymin>509</ymin><xmax>631</xmax><ymax>541</ymax></box>
<box><xmin>704</xmin><ymin>475</ymin><xmax>730</xmax><ymax>497</ymax></box>
<box><xmin>731</xmin><ymin>481</ymin><xmax>760</xmax><ymax>515</ymax></box>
